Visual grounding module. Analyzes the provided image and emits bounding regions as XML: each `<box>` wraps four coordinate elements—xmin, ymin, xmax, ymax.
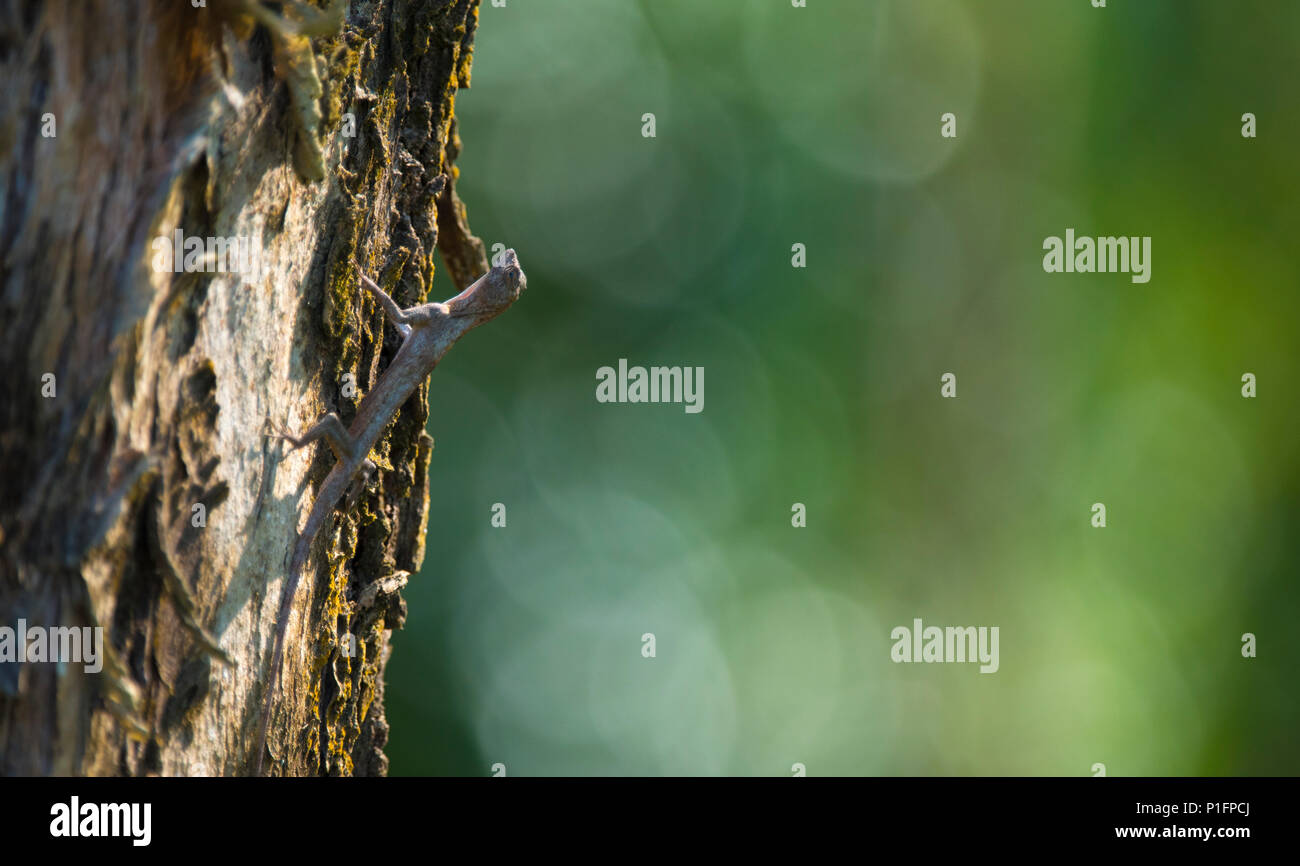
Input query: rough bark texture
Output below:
<box><xmin>0</xmin><ymin>0</ymin><xmax>488</xmax><ymax>776</ymax></box>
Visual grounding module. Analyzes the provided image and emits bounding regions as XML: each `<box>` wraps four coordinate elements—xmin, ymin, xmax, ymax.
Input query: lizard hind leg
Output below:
<box><xmin>345</xmin><ymin>458</ymin><xmax>378</xmax><ymax>511</ymax></box>
<box><xmin>267</xmin><ymin>412</ymin><xmax>355</xmax><ymax>463</ymax></box>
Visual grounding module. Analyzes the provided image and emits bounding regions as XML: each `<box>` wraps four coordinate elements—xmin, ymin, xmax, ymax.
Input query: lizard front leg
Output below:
<box><xmin>353</xmin><ymin>261</ymin><xmax>444</xmax><ymax>333</ymax></box>
<box><xmin>354</xmin><ymin>263</ymin><xmax>415</xmax><ymax>337</ymax></box>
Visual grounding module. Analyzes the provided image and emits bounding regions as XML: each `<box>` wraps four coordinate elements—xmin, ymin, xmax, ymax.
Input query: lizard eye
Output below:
<box><xmin>491</xmin><ymin>250</ymin><xmax>525</xmax><ymax>296</ymax></box>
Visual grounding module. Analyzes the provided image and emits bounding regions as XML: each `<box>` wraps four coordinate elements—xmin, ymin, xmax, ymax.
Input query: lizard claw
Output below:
<box><xmin>265</xmin><ymin>428</ymin><xmax>304</xmax><ymax>450</ymax></box>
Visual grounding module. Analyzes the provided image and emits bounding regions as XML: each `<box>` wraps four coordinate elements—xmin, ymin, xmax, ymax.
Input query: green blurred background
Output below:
<box><xmin>385</xmin><ymin>0</ymin><xmax>1300</xmax><ymax>775</ymax></box>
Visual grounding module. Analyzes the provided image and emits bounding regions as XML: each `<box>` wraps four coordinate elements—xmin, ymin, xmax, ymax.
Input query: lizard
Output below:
<box><xmin>255</xmin><ymin>249</ymin><xmax>527</xmax><ymax>775</ymax></box>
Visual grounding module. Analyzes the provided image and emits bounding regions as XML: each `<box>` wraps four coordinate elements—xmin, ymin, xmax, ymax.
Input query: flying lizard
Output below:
<box><xmin>255</xmin><ymin>250</ymin><xmax>527</xmax><ymax>774</ymax></box>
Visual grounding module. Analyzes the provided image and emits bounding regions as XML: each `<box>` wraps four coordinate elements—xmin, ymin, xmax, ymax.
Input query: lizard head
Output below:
<box><xmin>486</xmin><ymin>248</ymin><xmax>526</xmax><ymax>303</ymax></box>
<box><xmin>446</xmin><ymin>249</ymin><xmax>527</xmax><ymax>323</ymax></box>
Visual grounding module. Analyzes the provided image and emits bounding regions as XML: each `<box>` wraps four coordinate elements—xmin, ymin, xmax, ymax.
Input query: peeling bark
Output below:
<box><xmin>0</xmin><ymin>0</ymin><xmax>485</xmax><ymax>776</ymax></box>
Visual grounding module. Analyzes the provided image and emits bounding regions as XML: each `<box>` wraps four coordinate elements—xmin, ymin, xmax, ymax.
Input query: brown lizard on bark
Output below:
<box><xmin>255</xmin><ymin>250</ymin><xmax>527</xmax><ymax>775</ymax></box>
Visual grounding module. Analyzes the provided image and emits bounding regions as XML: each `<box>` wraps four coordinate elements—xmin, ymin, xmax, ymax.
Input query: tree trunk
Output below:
<box><xmin>0</xmin><ymin>0</ymin><xmax>488</xmax><ymax>776</ymax></box>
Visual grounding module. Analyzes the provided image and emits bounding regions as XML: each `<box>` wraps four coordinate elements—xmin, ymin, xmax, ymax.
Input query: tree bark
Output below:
<box><xmin>0</xmin><ymin>0</ymin><xmax>488</xmax><ymax>776</ymax></box>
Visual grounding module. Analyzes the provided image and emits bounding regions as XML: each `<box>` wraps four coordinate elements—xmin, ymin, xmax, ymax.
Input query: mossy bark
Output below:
<box><xmin>0</xmin><ymin>0</ymin><xmax>487</xmax><ymax>776</ymax></box>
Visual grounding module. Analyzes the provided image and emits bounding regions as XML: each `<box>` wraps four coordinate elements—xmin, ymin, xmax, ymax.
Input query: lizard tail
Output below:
<box><xmin>254</xmin><ymin>464</ymin><xmax>353</xmax><ymax>775</ymax></box>
<box><xmin>254</xmin><ymin>537</ymin><xmax>311</xmax><ymax>775</ymax></box>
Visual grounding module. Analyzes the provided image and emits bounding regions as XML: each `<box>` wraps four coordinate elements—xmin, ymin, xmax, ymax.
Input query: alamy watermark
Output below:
<box><xmin>595</xmin><ymin>359</ymin><xmax>704</xmax><ymax>414</ymax></box>
<box><xmin>0</xmin><ymin>620</ymin><xmax>103</xmax><ymax>673</ymax></box>
<box><xmin>890</xmin><ymin>618</ymin><xmax>999</xmax><ymax>674</ymax></box>
<box><xmin>151</xmin><ymin>228</ymin><xmax>259</xmax><ymax>274</ymax></box>
<box><xmin>50</xmin><ymin>796</ymin><xmax>150</xmax><ymax>846</ymax></box>
<box><xmin>1042</xmin><ymin>229</ymin><xmax>1151</xmax><ymax>284</ymax></box>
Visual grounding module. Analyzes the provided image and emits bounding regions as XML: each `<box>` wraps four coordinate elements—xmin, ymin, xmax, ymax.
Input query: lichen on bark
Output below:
<box><xmin>0</xmin><ymin>0</ymin><xmax>487</xmax><ymax>776</ymax></box>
